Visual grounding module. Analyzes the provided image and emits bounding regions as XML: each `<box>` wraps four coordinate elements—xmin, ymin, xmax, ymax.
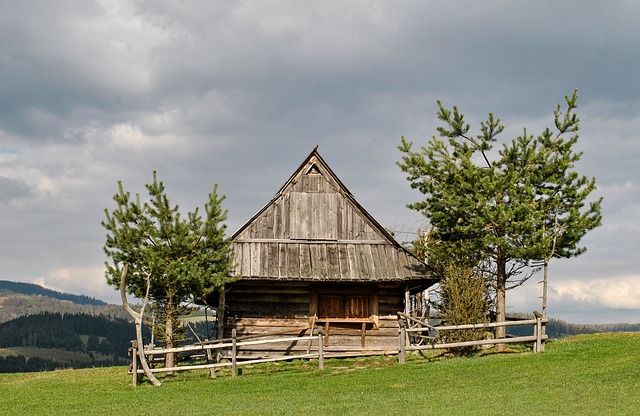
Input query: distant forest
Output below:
<box><xmin>506</xmin><ymin>316</ymin><xmax>640</xmax><ymax>338</ymax></box>
<box><xmin>0</xmin><ymin>280</ymin><xmax>106</xmax><ymax>306</ymax></box>
<box><xmin>0</xmin><ymin>311</ymin><xmax>216</xmax><ymax>373</ymax></box>
<box><xmin>0</xmin><ymin>312</ymin><xmax>146</xmax><ymax>373</ymax></box>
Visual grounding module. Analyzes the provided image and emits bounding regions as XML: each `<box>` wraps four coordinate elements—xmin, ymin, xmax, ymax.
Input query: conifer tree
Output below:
<box><xmin>102</xmin><ymin>172</ymin><xmax>234</xmax><ymax>368</ymax></box>
<box><xmin>398</xmin><ymin>91</ymin><xmax>601</xmax><ymax>343</ymax></box>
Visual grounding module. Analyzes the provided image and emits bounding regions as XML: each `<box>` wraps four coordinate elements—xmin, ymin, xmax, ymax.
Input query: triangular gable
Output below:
<box><xmin>230</xmin><ymin>148</ymin><xmax>433</xmax><ymax>284</ymax></box>
<box><xmin>232</xmin><ymin>148</ymin><xmax>398</xmax><ymax>246</ymax></box>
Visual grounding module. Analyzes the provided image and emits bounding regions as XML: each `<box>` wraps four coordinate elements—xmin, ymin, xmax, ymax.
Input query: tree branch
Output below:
<box><xmin>119</xmin><ymin>265</ymin><xmax>161</xmax><ymax>387</ymax></box>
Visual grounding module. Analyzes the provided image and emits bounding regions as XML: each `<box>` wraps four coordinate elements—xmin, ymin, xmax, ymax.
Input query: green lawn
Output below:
<box><xmin>1</xmin><ymin>333</ymin><xmax>639</xmax><ymax>415</ymax></box>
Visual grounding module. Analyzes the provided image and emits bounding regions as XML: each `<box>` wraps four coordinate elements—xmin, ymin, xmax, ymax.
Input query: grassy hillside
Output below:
<box><xmin>1</xmin><ymin>333</ymin><xmax>638</xmax><ymax>415</ymax></box>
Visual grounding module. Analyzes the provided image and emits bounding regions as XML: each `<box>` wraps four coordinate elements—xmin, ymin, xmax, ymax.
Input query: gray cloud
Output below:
<box><xmin>0</xmin><ymin>175</ymin><xmax>33</xmax><ymax>204</ymax></box>
<box><xmin>0</xmin><ymin>1</ymin><xmax>638</xmax><ymax>322</ymax></box>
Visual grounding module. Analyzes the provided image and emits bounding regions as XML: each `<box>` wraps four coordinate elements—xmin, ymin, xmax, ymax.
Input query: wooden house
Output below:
<box><xmin>218</xmin><ymin>148</ymin><xmax>436</xmax><ymax>356</ymax></box>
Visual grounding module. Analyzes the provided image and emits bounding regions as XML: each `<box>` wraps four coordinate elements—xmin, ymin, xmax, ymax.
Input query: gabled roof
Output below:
<box><xmin>231</xmin><ymin>148</ymin><xmax>434</xmax><ymax>284</ymax></box>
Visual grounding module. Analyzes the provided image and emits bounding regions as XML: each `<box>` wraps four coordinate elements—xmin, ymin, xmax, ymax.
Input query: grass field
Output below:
<box><xmin>1</xmin><ymin>333</ymin><xmax>638</xmax><ymax>415</ymax></box>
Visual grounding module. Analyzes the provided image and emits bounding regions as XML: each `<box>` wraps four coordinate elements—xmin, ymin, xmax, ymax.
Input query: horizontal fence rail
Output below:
<box><xmin>130</xmin><ymin>329</ymin><xmax>325</xmax><ymax>386</ymax></box>
<box><xmin>130</xmin><ymin>312</ymin><xmax>549</xmax><ymax>385</ymax></box>
<box><xmin>396</xmin><ymin>312</ymin><xmax>548</xmax><ymax>364</ymax></box>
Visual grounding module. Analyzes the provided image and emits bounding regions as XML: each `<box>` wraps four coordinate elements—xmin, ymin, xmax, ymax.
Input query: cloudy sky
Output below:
<box><xmin>1</xmin><ymin>1</ymin><xmax>638</xmax><ymax>324</ymax></box>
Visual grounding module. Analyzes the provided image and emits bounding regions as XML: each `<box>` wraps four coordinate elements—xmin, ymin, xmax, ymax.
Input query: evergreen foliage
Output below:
<box><xmin>398</xmin><ymin>91</ymin><xmax>602</xmax><ymax>340</ymax></box>
<box><xmin>102</xmin><ymin>172</ymin><xmax>235</xmax><ymax>366</ymax></box>
<box><xmin>436</xmin><ymin>263</ymin><xmax>490</xmax><ymax>355</ymax></box>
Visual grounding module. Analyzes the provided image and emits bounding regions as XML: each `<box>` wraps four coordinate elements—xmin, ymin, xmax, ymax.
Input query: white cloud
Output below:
<box><xmin>40</xmin><ymin>266</ymin><xmax>118</xmax><ymax>303</ymax></box>
<box><xmin>551</xmin><ymin>275</ymin><xmax>640</xmax><ymax>311</ymax></box>
<box><xmin>109</xmin><ymin>123</ymin><xmax>183</xmax><ymax>152</ymax></box>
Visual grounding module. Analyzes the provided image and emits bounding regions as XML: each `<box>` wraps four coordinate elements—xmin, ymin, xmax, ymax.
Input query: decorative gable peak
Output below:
<box><xmin>306</xmin><ymin>164</ymin><xmax>321</xmax><ymax>175</ymax></box>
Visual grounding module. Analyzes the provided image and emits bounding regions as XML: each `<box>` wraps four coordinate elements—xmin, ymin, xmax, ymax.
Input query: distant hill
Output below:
<box><xmin>0</xmin><ymin>280</ymin><xmax>106</xmax><ymax>306</ymax></box>
<box><xmin>0</xmin><ymin>281</ymin><xmax>213</xmax><ymax>372</ymax></box>
<box><xmin>506</xmin><ymin>314</ymin><xmax>640</xmax><ymax>338</ymax></box>
<box><xmin>0</xmin><ymin>312</ymin><xmax>144</xmax><ymax>372</ymax></box>
<box><xmin>0</xmin><ymin>310</ymin><xmax>211</xmax><ymax>373</ymax></box>
<box><xmin>0</xmin><ymin>281</ymin><xmax>129</xmax><ymax>324</ymax></box>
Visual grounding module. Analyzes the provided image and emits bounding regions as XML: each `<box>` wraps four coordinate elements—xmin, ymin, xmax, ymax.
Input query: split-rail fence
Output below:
<box><xmin>129</xmin><ymin>313</ymin><xmax>548</xmax><ymax>385</ymax></box>
<box><xmin>397</xmin><ymin>312</ymin><xmax>548</xmax><ymax>364</ymax></box>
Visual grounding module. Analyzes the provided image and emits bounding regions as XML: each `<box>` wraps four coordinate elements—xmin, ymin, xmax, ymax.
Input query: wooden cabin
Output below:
<box><xmin>219</xmin><ymin>148</ymin><xmax>436</xmax><ymax>356</ymax></box>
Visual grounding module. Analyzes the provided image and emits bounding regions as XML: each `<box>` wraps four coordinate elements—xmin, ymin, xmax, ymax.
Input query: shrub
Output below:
<box><xmin>436</xmin><ymin>263</ymin><xmax>490</xmax><ymax>355</ymax></box>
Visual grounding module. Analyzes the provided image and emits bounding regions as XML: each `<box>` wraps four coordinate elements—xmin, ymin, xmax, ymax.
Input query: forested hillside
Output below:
<box><xmin>0</xmin><ymin>312</ymin><xmax>146</xmax><ymax>373</ymax></box>
<box><xmin>0</xmin><ymin>281</ymin><xmax>218</xmax><ymax>373</ymax></box>
<box><xmin>0</xmin><ymin>281</ymin><xmax>128</xmax><ymax>324</ymax></box>
<box><xmin>0</xmin><ymin>293</ymin><xmax>128</xmax><ymax>323</ymax></box>
<box><xmin>0</xmin><ymin>281</ymin><xmax>144</xmax><ymax>372</ymax></box>
<box><xmin>0</xmin><ymin>281</ymin><xmax>105</xmax><ymax>306</ymax></box>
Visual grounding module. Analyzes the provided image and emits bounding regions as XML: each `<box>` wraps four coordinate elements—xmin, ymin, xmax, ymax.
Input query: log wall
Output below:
<box><xmin>224</xmin><ymin>280</ymin><xmax>404</xmax><ymax>356</ymax></box>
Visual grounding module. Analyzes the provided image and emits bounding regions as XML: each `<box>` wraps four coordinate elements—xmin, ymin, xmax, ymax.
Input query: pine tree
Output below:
<box><xmin>398</xmin><ymin>91</ymin><xmax>602</xmax><ymax>344</ymax></box>
<box><xmin>102</xmin><ymin>172</ymin><xmax>235</xmax><ymax>368</ymax></box>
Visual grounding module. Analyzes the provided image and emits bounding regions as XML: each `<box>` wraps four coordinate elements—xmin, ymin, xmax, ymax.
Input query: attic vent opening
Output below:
<box><xmin>306</xmin><ymin>164</ymin><xmax>321</xmax><ymax>175</ymax></box>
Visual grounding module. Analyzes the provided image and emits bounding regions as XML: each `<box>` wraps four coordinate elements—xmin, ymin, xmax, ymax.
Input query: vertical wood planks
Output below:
<box><xmin>228</xmin><ymin>151</ymin><xmax>431</xmax><ymax>284</ymax></box>
<box><xmin>300</xmin><ymin>244</ymin><xmax>312</xmax><ymax>278</ymax></box>
<box><xmin>287</xmin><ymin>244</ymin><xmax>299</xmax><ymax>279</ymax></box>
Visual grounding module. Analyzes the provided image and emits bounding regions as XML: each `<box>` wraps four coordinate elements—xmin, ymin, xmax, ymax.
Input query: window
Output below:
<box><xmin>318</xmin><ymin>295</ymin><xmax>369</xmax><ymax>319</ymax></box>
<box><xmin>310</xmin><ymin>285</ymin><xmax>378</xmax><ymax>326</ymax></box>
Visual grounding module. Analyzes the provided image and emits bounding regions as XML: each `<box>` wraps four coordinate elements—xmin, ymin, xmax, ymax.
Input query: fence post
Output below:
<box><xmin>399</xmin><ymin>326</ymin><xmax>406</xmax><ymax>364</ymax></box>
<box><xmin>231</xmin><ymin>328</ymin><xmax>237</xmax><ymax>377</ymax></box>
<box><xmin>131</xmin><ymin>340</ymin><xmax>138</xmax><ymax>387</ymax></box>
<box><xmin>318</xmin><ymin>329</ymin><xmax>324</xmax><ymax>370</ymax></box>
<box><xmin>540</xmin><ymin>319</ymin><xmax>547</xmax><ymax>352</ymax></box>
<box><xmin>534</xmin><ymin>316</ymin><xmax>542</xmax><ymax>353</ymax></box>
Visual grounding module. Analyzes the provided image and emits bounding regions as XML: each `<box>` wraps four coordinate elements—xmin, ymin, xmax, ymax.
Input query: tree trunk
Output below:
<box><xmin>540</xmin><ymin>260</ymin><xmax>549</xmax><ymax>352</ymax></box>
<box><xmin>217</xmin><ymin>290</ymin><xmax>225</xmax><ymax>340</ymax></box>
<box><xmin>164</xmin><ymin>301</ymin><xmax>178</xmax><ymax>374</ymax></box>
<box><xmin>119</xmin><ymin>266</ymin><xmax>161</xmax><ymax>386</ymax></box>
<box><xmin>495</xmin><ymin>254</ymin><xmax>507</xmax><ymax>352</ymax></box>
<box><xmin>542</xmin><ymin>261</ymin><xmax>548</xmax><ymax>318</ymax></box>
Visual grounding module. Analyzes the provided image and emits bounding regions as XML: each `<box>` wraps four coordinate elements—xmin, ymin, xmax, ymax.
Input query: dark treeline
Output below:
<box><xmin>0</xmin><ymin>294</ymin><xmax>129</xmax><ymax>324</ymax></box>
<box><xmin>0</xmin><ymin>312</ymin><xmax>140</xmax><ymax>355</ymax></box>
<box><xmin>0</xmin><ymin>281</ymin><xmax>106</xmax><ymax>306</ymax></box>
<box><xmin>0</xmin><ymin>311</ymin><xmax>221</xmax><ymax>373</ymax></box>
<box><xmin>506</xmin><ymin>315</ymin><xmax>640</xmax><ymax>338</ymax></box>
<box><xmin>0</xmin><ymin>354</ymin><xmax>122</xmax><ymax>373</ymax></box>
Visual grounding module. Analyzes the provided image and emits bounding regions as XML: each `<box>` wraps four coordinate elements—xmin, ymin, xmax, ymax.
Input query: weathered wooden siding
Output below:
<box><xmin>231</xmin><ymin>152</ymin><xmax>430</xmax><ymax>283</ymax></box>
<box><xmin>226</xmin><ymin>281</ymin><xmax>310</xmax><ymax>318</ymax></box>
<box><xmin>235</xmin><ymin>188</ymin><xmax>384</xmax><ymax>242</ymax></box>
<box><xmin>225</xmin><ymin>316</ymin><xmax>401</xmax><ymax>357</ymax></box>
<box><xmin>226</xmin><ymin>281</ymin><xmax>402</xmax><ymax>318</ymax></box>
<box><xmin>224</xmin><ymin>281</ymin><xmax>404</xmax><ymax>355</ymax></box>
<box><xmin>232</xmin><ymin>241</ymin><xmax>421</xmax><ymax>281</ymax></box>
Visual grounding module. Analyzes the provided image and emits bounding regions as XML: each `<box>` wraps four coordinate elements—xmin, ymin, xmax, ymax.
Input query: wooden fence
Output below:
<box><xmin>130</xmin><ymin>314</ymin><xmax>548</xmax><ymax>385</ymax></box>
<box><xmin>397</xmin><ymin>312</ymin><xmax>548</xmax><ymax>364</ymax></box>
<box><xmin>129</xmin><ymin>329</ymin><xmax>325</xmax><ymax>386</ymax></box>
